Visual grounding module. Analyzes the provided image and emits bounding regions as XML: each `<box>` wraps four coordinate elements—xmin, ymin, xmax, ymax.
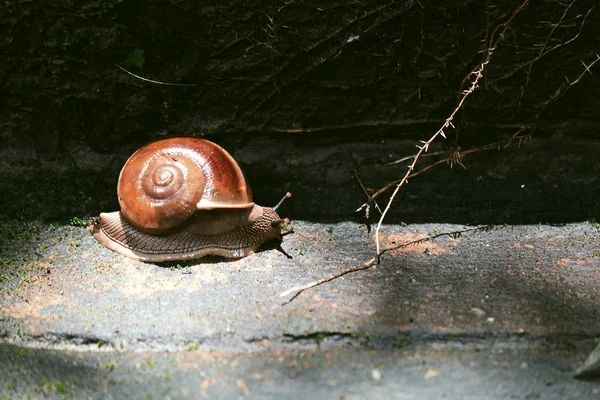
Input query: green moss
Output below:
<box><xmin>169</xmin><ymin>263</ymin><xmax>185</xmax><ymax>271</ymax></box>
<box><xmin>123</xmin><ymin>48</ymin><xmax>145</xmax><ymax>69</ymax></box>
<box><xmin>54</xmin><ymin>381</ymin><xmax>67</xmax><ymax>394</ymax></box>
<box><xmin>67</xmin><ymin>239</ymin><xmax>82</xmax><ymax>251</ymax></box>
<box><xmin>185</xmin><ymin>341</ymin><xmax>200</xmax><ymax>351</ymax></box>
<box><xmin>41</xmin><ymin>379</ymin><xmax>68</xmax><ymax>395</ymax></box>
<box><xmin>15</xmin><ymin>347</ymin><xmax>30</xmax><ymax>357</ymax></box>
<box><xmin>106</xmin><ymin>378</ymin><xmax>127</xmax><ymax>387</ymax></box>
<box><xmin>104</xmin><ymin>360</ymin><xmax>117</xmax><ymax>371</ymax></box>
<box><xmin>69</xmin><ymin>217</ymin><xmax>89</xmax><ymax>227</ymax></box>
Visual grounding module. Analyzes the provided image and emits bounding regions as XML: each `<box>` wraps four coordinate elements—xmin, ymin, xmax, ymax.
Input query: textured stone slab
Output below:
<box><xmin>1</xmin><ymin>220</ymin><xmax>598</xmax><ymax>351</ymax></box>
<box><xmin>1</xmin><ymin>343</ymin><xmax>599</xmax><ymax>400</ymax></box>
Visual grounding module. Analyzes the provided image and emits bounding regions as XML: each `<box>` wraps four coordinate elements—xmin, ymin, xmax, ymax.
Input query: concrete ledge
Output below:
<box><xmin>1</xmin><ymin>221</ymin><xmax>599</xmax><ymax>352</ymax></box>
<box><xmin>2</xmin><ymin>343</ymin><xmax>599</xmax><ymax>399</ymax></box>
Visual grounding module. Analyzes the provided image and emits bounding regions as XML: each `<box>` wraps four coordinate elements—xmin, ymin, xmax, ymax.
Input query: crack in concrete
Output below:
<box><xmin>283</xmin><ymin>331</ymin><xmax>357</xmax><ymax>345</ymax></box>
<box><xmin>1</xmin><ymin>330</ymin><xmax>598</xmax><ymax>354</ymax></box>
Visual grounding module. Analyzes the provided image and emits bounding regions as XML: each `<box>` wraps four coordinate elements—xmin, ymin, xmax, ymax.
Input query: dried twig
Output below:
<box><xmin>521</xmin><ymin>0</ymin><xmax>585</xmax><ymax>97</ymax></box>
<box><xmin>279</xmin><ymin>0</ymin><xmax>531</xmax><ymax>305</ymax></box>
<box><xmin>243</xmin><ymin>0</ymin><xmax>412</xmax><ymax>117</ymax></box>
<box><xmin>279</xmin><ymin>257</ymin><xmax>377</xmax><ymax>305</ymax></box>
<box><xmin>279</xmin><ymin>225</ymin><xmax>493</xmax><ymax>304</ymax></box>
<box><xmin>361</xmin><ymin>126</ymin><xmax>532</xmax><ymax>204</ymax></box>
<box><xmin>488</xmin><ymin>4</ymin><xmax>594</xmax><ymax>86</ymax></box>
<box><xmin>460</xmin><ymin>0</ymin><xmax>530</xmax><ymax>92</ymax></box>
<box><xmin>353</xmin><ymin>169</ymin><xmax>380</xmax><ymax>219</ymax></box>
<box><xmin>537</xmin><ymin>53</ymin><xmax>600</xmax><ymax>108</ymax></box>
<box><xmin>366</xmin><ymin>0</ymin><xmax>530</xmax><ymax>256</ymax></box>
<box><xmin>114</xmin><ymin>64</ymin><xmax>199</xmax><ymax>87</ymax></box>
<box><xmin>264</xmin><ymin>119</ymin><xmax>431</xmax><ymax>133</ymax></box>
<box><xmin>367</xmin><ymin>61</ymin><xmax>488</xmax><ymax>255</ymax></box>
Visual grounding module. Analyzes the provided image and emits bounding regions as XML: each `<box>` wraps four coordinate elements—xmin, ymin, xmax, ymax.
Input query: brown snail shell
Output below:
<box><xmin>118</xmin><ymin>137</ymin><xmax>254</xmax><ymax>234</ymax></box>
<box><xmin>91</xmin><ymin>137</ymin><xmax>290</xmax><ymax>262</ymax></box>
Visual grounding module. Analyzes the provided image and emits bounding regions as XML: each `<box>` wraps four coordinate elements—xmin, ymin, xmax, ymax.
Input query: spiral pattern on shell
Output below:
<box><xmin>117</xmin><ymin>137</ymin><xmax>254</xmax><ymax>234</ymax></box>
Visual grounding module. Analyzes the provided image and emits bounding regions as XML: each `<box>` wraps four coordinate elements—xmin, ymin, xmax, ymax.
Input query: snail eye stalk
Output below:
<box><xmin>273</xmin><ymin>192</ymin><xmax>292</xmax><ymax>212</ymax></box>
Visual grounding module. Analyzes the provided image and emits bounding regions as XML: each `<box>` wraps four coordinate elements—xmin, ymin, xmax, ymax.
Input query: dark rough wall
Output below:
<box><xmin>1</xmin><ymin>0</ymin><xmax>599</xmax><ymax>223</ymax></box>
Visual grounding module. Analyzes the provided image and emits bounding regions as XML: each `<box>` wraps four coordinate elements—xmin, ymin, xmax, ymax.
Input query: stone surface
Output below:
<box><xmin>2</xmin><ymin>344</ymin><xmax>599</xmax><ymax>400</ymax></box>
<box><xmin>1</xmin><ymin>221</ymin><xmax>599</xmax><ymax>352</ymax></box>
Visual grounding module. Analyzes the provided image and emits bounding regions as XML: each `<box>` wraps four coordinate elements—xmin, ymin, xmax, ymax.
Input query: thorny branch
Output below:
<box><xmin>369</xmin><ymin>127</ymin><xmax>532</xmax><ymax>203</ymax></box>
<box><xmin>460</xmin><ymin>0</ymin><xmax>530</xmax><ymax>92</ymax></box>
<box><xmin>371</xmin><ymin>61</ymin><xmax>487</xmax><ymax>256</ymax></box>
<box><xmin>280</xmin><ymin>0</ymin><xmax>531</xmax><ymax>304</ymax></box>
<box><xmin>360</xmin><ymin>0</ymin><xmax>530</xmax><ymax>257</ymax></box>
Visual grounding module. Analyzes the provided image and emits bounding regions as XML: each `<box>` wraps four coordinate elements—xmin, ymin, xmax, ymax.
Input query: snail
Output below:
<box><xmin>90</xmin><ymin>137</ymin><xmax>291</xmax><ymax>262</ymax></box>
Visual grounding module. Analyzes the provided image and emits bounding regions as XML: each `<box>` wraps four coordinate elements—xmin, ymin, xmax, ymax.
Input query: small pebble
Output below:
<box><xmin>371</xmin><ymin>368</ymin><xmax>382</xmax><ymax>383</ymax></box>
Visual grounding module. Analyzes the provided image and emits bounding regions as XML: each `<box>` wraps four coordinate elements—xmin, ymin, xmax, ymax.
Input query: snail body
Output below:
<box><xmin>91</xmin><ymin>137</ymin><xmax>290</xmax><ymax>262</ymax></box>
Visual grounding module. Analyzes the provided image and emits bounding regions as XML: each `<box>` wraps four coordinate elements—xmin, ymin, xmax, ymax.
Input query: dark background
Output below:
<box><xmin>1</xmin><ymin>3</ymin><xmax>600</xmax><ymax>395</ymax></box>
<box><xmin>1</xmin><ymin>0</ymin><xmax>599</xmax><ymax>224</ymax></box>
